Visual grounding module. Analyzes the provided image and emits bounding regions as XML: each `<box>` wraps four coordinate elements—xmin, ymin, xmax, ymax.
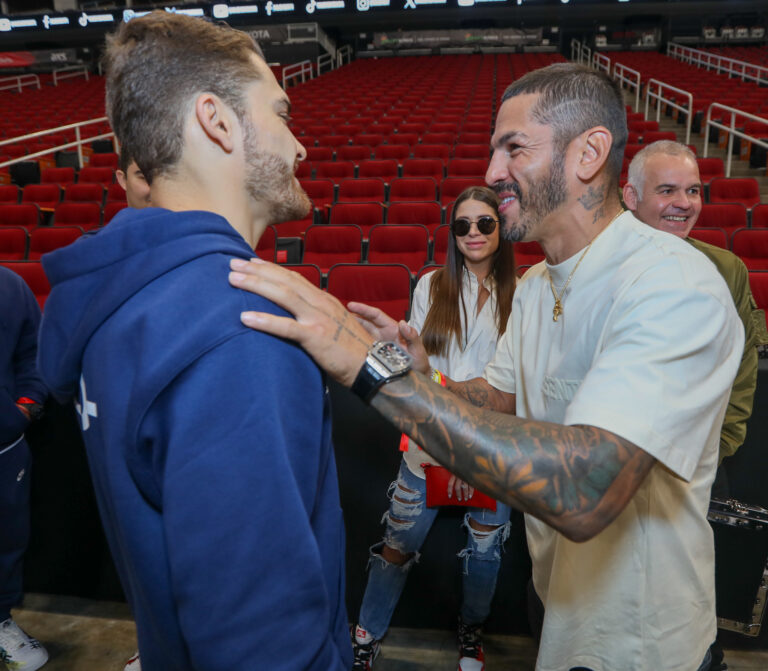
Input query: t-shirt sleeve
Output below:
<box><xmin>482</xmin><ymin>308</ymin><xmax>517</xmax><ymax>394</ymax></box>
<box><xmin>408</xmin><ymin>272</ymin><xmax>432</xmax><ymax>332</ymax></box>
<box><xmin>564</xmin><ymin>260</ymin><xmax>743</xmax><ymax>481</ymax></box>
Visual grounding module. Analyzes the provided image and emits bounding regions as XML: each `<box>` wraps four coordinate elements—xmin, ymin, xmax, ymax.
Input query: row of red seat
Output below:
<box><xmin>0</xmin><ymin>202</ymin><xmax>126</xmax><ymax>230</ymax></box>
<box><xmin>0</xmin><ymin>225</ymin><xmax>84</xmax><ymax>260</ymax></box>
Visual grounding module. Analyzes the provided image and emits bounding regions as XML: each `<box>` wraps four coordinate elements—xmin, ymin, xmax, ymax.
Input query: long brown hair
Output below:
<box><xmin>421</xmin><ymin>186</ymin><xmax>516</xmax><ymax>357</ymax></box>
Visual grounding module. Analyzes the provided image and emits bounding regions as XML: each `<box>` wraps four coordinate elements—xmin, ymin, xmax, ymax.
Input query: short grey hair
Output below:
<box><xmin>626</xmin><ymin>140</ymin><xmax>698</xmax><ymax>200</ymax></box>
<box><xmin>501</xmin><ymin>63</ymin><xmax>628</xmax><ymax>186</ymax></box>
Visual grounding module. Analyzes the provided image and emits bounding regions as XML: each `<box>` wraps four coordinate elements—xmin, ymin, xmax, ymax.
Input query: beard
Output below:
<box><xmin>242</xmin><ymin>119</ymin><xmax>311</xmax><ymax>224</ymax></box>
<box><xmin>494</xmin><ymin>151</ymin><xmax>567</xmax><ymax>243</ymax></box>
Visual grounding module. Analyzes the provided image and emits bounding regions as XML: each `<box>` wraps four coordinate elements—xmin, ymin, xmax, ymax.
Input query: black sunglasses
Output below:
<box><xmin>451</xmin><ymin>216</ymin><xmax>498</xmax><ymax>237</ymax></box>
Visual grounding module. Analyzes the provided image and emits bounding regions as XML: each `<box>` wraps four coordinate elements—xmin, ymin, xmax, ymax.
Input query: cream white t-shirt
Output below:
<box><xmin>484</xmin><ymin>211</ymin><xmax>742</xmax><ymax>671</ymax></box>
<box><xmin>403</xmin><ymin>268</ymin><xmax>501</xmax><ymax>478</ymax></box>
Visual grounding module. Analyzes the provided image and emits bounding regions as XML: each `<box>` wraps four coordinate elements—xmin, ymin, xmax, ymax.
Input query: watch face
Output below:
<box><xmin>372</xmin><ymin>341</ymin><xmax>412</xmax><ymax>373</ymax></box>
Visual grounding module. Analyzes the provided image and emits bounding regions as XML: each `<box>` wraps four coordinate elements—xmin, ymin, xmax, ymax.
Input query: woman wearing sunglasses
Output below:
<box><xmin>352</xmin><ymin>186</ymin><xmax>516</xmax><ymax>671</ymax></box>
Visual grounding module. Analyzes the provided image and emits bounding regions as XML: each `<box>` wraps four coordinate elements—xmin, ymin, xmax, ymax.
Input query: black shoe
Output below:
<box><xmin>351</xmin><ymin>625</ymin><xmax>381</xmax><ymax>671</ymax></box>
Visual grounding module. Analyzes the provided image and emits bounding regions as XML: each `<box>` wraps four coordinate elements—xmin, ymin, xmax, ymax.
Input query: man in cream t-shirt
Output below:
<box><xmin>484</xmin><ymin>209</ymin><xmax>738</xmax><ymax>670</ymax></box>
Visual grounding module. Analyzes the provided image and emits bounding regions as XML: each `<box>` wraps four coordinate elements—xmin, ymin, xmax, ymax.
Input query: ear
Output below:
<box><xmin>622</xmin><ymin>182</ymin><xmax>639</xmax><ymax>211</ymax></box>
<box><xmin>574</xmin><ymin>126</ymin><xmax>613</xmax><ymax>182</ymax></box>
<box><xmin>115</xmin><ymin>170</ymin><xmax>127</xmax><ymax>192</ymax></box>
<box><xmin>194</xmin><ymin>93</ymin><xmax>236</xmax><ymax>153</ymax></box>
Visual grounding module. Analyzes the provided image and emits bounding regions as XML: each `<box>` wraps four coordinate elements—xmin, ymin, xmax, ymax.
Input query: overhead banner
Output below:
<box><xmin>374</xmin><ymin>28</ymin><xmax>543</xmax><ymax>49</ymax></box>
<box><xmin>0</xmin><ymin>48</ymin><xmax>79</xmax><ymax>68</ymax></box>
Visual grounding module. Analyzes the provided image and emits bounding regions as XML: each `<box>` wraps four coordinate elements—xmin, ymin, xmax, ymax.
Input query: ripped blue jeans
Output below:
<box><xmin>357</xmin><ymin>459</ymin><xmax>512</xmax><ymax>640</ymax></box>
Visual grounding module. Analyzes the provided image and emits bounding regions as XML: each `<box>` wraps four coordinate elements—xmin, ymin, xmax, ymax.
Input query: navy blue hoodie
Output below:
<box><xmin>0</xmin><ymin>265</ymin><xmax>46</xmax><ymax>445</ymax></box>
<box><xmin>37</xmin><ymin>208</ymin><xmax>352</xmax><ymax>671</ymax></box>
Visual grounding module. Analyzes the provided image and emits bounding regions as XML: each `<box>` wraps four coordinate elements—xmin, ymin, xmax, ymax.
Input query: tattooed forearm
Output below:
<box><xmin>447</xmin><ymin>376</ymin><xmax>516</xmax><ymax>414</ymax></box>
<box><xmin>372</xmin><ymin>372</ymin><xmax>655</xmax><ymax>542</ymax></box>
<box><xmin>577</xmin><ymin>184</ymin><xmax>606</xmax><ymax>211</ymax></box>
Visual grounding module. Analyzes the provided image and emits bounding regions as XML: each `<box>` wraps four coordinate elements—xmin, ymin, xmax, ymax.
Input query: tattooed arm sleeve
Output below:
<box><xmin>372</xmin><ymin>371</ymin><xmax>655</xmax><ymax>543</ymax></box>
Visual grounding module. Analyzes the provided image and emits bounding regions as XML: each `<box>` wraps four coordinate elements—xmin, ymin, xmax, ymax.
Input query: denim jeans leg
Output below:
<box><xmin>358</xmin><ymin>461</ymin><xmax>439</xmax><ymax>641</ymax></box>
<box><xmin>458</xmin><ymin>502</ymin><xmax>512</xmax><ymax>626</ymax></box>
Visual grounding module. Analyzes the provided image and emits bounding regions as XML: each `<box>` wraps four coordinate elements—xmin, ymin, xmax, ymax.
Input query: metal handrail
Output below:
<box><xmin>644</xmin><ymin>78</ymin><xmax>693</xmax><ymax>145</ymax></box>
<box><xmin>570</xmin><ymin>38</ymin><xmax>581</xmax><ymax>63</ymax></box>
<box><xmin>704</xmin><ymin>103</ymin><xmax>768</xmax><ymax>177</ymax></box>
<box><xmin>282</xmin><ymin>60</ymin><xmax>313</xmax><ymax>89</ymax></box>
<box><xmin>317</xmin><ymin>52</ymin><xmax>335</xmax><ymax>75</ymax></box>
<box><xmin>667</xmin><ymin>42</ymin><xmax>768</xmax><ymax>87</ymax></box>
<box><xmin>612</xmin><ymin>62</ymin><xmax>641</xmax><ymax>113</ymax></box>
<box><xmin>0</xmin><ymin>74</ymin><xmax>40</xmax><ymax>93</ymax></box>
<box><xmin>52</xmin><ymin>66</ymin><xmax>90</xmax><ymax>86</ymax></box>
<box><xmin>337</xmin><ymin>45</ymin><xmax>352</xmax><ymax>67</ymax></box>
<box><xmin>592</xmin><ymin>51</ymin><xmax>611</xmax><ymax>75</ymax></box>
<box><xmin>0</xmin><ymin>117</ymin><xmax>115</xmax><ymax>171</ymax></box>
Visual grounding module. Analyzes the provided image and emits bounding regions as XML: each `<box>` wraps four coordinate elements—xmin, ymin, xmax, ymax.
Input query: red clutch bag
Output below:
<box><xmin>422</xmin><ymin>465</ymin><xmax>497</xmax><ymax>511</ymax></box>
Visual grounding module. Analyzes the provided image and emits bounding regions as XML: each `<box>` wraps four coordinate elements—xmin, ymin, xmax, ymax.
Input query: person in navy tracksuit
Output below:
<box><xmin>0</xmin><ymin>266</ymin><xmax>48</xmax><ymax>671</ymax></box>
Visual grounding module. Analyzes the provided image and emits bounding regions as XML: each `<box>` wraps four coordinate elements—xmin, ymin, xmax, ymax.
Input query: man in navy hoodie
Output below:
<box><xmin>37</xmin><ymin>11</ymin><xmax>351</xmax><ymax>671</ymax></box>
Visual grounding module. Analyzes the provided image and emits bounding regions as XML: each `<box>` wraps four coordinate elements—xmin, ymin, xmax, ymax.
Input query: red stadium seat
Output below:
<box><xmin>453</xmin><ymin>145</ymin><xmax>489</xmax><ymax>160</ymax></box>
<box><xmin>374</xmin><ymin>144</ymin><xmax>410</xmax><ymax>162</ymax></box>
<box><xmin>0</xmin><ymin>261</ymin><xmax>50</xmax><ymax>308</ymax></box>
<box><xmin>78</xmin><ymin>167</ymin><xmax>114</xmax><ymax>185</ymax></box>
<box><xmin>63</xmin><ymin>183</ymin><xmax>105</xmax><ymax>204</ymax></box>
<box><xmin>688</xmin><ymin>228</ymin><xmax>728</xmax><ymax>249</ymax></box>
<box><xmin>0</xmin><ymin>204</ymin><xmax>42</xmax><ymax>230</ymax></box>
<box><xmin>336</xmin><ymin>145</ymin><xmax>373</xmax><ymax>162</ymax></box>
<box><xmin>306</xmin><ymin>146</ymin><xmax>335</xmax><ymax>162</ymax></box>
<box><xmin>433</xmin><ymin>224</ymin><xmax>450</xmax><ymax>265</ymax></box>
<box><xmin>28</xmin><ymin>226</ymin><xmax>82</xmax><ymax>259</ymax></box>
<box><xmin>0</xmin><ymin>185</ymin><xmax>19</xmax><ymax>204</ymax></box>
<box><xmin>89</xmin><ymin>153</ymin><xmax>119</xmax><ymax>170</ymax></box>
<box><xmin>300</xmin><ymin>179</ymin><xmax>334</xmax><ymax>222</ymax></box>
<box><xmin>254</xmin><ymin>225</ymin><xmax>276</xmax><ymax>262</ymax></box>
<box><xmin>330</xmin><ymin>202</ymin><xmax>384</xmax><ymax>238</ymax></box>
<box><xmin>337</xmin><ymin>178</ymin><xmax>386</xmax><ymax>204</ymax></box>
<box><xmin>315</xmin><ymin>161</ymin><xmax>356</xmax><ymax>181</ymax></box>
<box><xmin>752</xmin><ymin>204</ymin><xmax>768</xmax><ymax>229</ymax></box>
<box><xmin>731</xmin><ymin>229</ymin><xmax>768</xmax><ymax>270</ymax></box>
<box><xmin>696</xmin><ymin>203</ymin><xmax>748</xmax><ymax>241</ymax></box>
<box><xmin>103</xmin><ymin>201</ymin><xmax>128</xmax><ymax>224</ymax></box>
<box><xmin>367</xmin><ymin>224</ymin><xmax>430</xmax><ymax>273</ymax></box>
<box><xmin>389</xmin><ymin>178</ymin><xmax>438</xmax><ymax>203</ymax></box>
<box><xmin>53</xmin><ymin>202</ymin><xmax>102</xmax><ymax>230</ymax></box>
<box><xmin>22</xmin><ymin>184</ymin><xmax>61</xmax><ymax>211</ymax></box>
<box><xmin>413</xmin><ymin>145</ymin><xmax>451</xmax><ymax>161</ymax></box>
<box><xmin>0</xmin><ymin>227</ymin><xmax>28</xmax><ymax>260</ymax></box>
<box><xmin>696</xmin><ymin>158</ymin><xmax>725</xmax><ymax>185</ymax></box>
<box><xmin>642</xmin><ymin>131</ymin><xmax>677</xmax><ymax>144</ymax></box>
<box><xmin>326</xmin><ymin>263</ymin><xmax>412</xmax><ymax>321</ymax></box>
<box><xmin>283</xmin><ymin>263</ymin><xmax>322</xmax><ymax>287</ymax></box>
<box><xmin>709</xmin><ymin>178</ymin><xmax>761</xmax><ymax>208</ymax></box>
<box><xmin>440</xmin><ymin>177</ymin><xmax>484</xmax><ymax>205</ymax></box>
<box><xmin>387</xmin><ymin>201</ymin><xmax>443</xmax><ymax>237</ymax></box>
<box><xmin>302</xmin><ymin>224</ymin><xmax>363</xmax><ymax>273</ymax></box>
<box><xmin>358</xmin><ymin>160</ymin><xmax>399</xmax><ymax>182</ymax></box>
<box><xmin>274</xmin><ymin>212</ymin><xmax>314</xmax><ymax>238</ymax></box>
<box><xmin>447</xmin><ymin>159</ymin><xmax>487</xmax><ymax>178</ymax></box>
<box><xmin>40</xmin><ymin>167</ymin><xmax>76</xmax><ymax>186</ymax></box>
<box><xmin>402</xmin><ymin>158</ymin><xmax>445</xmax><ymax>183</ymax></box>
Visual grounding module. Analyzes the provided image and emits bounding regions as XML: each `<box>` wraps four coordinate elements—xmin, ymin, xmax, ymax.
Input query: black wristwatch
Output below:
<box><xmin>351</xmin><ymin>341</ymin><xmax>412</xmax><ymax>403</ymax></box>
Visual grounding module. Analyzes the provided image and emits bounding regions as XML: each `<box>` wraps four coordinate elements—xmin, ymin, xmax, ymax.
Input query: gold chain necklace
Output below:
<box><xmin>547</xmin><ymin>209</ymin><xmax>624</xmax><ymax>322</ymax></box>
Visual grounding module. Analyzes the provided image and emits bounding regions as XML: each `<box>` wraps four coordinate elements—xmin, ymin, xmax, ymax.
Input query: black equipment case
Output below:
<box><xmin>708</xmin><ymin>498</ymin><xmax>768</xmax><ymax>636</ymax></box>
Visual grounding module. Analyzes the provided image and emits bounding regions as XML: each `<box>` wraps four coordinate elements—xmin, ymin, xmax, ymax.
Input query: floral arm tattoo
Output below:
<box><xmin>372</xmin><ymin>372</ymin><xmax>654</xmax><ymax>541</ymax></box>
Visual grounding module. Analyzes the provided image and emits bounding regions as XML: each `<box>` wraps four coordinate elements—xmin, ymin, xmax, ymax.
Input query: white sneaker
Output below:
<box><xmin>123</xmin><ymin>652</ymin><xmax>141</xmax><ymax>670</ymax></box>
<box><xmin>0</xmin><ymin>618</ymin><xmax>48</xmax><ymax>671</ymax></box>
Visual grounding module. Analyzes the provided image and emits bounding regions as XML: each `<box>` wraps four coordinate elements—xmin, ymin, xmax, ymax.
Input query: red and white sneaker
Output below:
<box><xmin>351</xmin><ymin>625</ymin><xmax>381</xmax><ymax>671</ymax></box>
<box><xmin>457</xmin><ymin>620</ymin><xmax>485</xmax><ymax>671</ymax></box>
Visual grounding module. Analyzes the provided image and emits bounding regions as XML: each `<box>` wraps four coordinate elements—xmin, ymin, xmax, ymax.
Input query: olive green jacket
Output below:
<box><xmin>688</xmin><ymin>237</ymin><xmax>768</xmax><ymax>462</ymax></box>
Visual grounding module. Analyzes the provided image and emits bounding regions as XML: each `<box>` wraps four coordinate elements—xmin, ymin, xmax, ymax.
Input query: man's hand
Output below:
<box><xmin>229</xmin><ymin>258</ymin><xmax>374</xmax><ymax>386</ymax></box>
<box><xmin>347</xmin><ymin>302</ymin><xmax>430</xmax><ymax>374</ymax></box>
<box><xmin>16</xmin><ymin>403</ymin><xmax>31</xmax><ymax>421</ymax></box>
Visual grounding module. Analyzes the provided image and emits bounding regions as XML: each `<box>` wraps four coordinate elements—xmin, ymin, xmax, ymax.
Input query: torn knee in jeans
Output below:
<box><xmin>459</xmin><ymin>514</ymin><xmax>511</xmax><ymax>563</ymax></box>
<box><xmin>367</xmin><ymin>541</ymin><xmax>419</xmax><ymax>571</ymax></box>
<box><xmin>385</xmin><ymin>477</ymin><xmax>423</xmax><ymax>521</ymax></box>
